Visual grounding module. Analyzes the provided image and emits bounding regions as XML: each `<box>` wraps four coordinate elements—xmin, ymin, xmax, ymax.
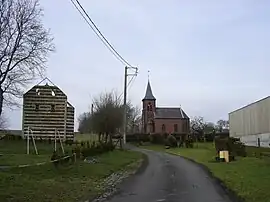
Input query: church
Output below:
<box><xmin>142</xmin><ymin>80</ymin><xmax>190</xmax><ymax>135</ymax></box>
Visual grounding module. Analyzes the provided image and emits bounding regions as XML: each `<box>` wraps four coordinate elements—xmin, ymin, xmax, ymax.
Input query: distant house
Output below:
<box><xmin>142</xmin><ymin>80</ymin><xmax>190</xmax><ymax>135</ymax></box>
<box><xmin>22</xmin><ymin>81</ymin><xmax>75</xmax><ymax>140</ymax></box>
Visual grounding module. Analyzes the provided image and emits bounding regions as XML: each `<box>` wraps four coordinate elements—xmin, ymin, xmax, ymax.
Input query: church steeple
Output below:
<box><xmin>142</xmin><ymin>80</ymin><xmax>156</xmax><ymax>101</ymax></box>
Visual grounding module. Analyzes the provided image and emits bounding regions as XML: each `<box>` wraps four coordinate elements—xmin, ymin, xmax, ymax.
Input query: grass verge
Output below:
<box><xmin>141</xmin><ymin>143</ymin><xmax>270</xmax><ymax>202</ymax></box>
<box><xmin>0</xmin><ymin>139</ymin><xmax>143</xmax><ymax>202</ymax></box>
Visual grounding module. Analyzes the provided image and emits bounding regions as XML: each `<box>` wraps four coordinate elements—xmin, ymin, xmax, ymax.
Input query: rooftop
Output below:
<box><xmin>155</xmin><ymin>107</ymin><xmax>189</xmax><ymax>119</ymax></box>
<box><xmin>142</xmin><ymin>81</ymin><xmax>156</xmax><ymax>100</ymax></box>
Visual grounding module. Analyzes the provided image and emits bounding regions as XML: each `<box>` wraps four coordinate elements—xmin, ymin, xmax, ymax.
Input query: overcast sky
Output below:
<box><xmin>5</xmin><ymin>0</ymin><xmax>270</xmax><ymax>130</ymax></box>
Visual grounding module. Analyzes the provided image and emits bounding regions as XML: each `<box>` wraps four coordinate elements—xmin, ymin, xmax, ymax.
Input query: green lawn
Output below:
<box><xmin>0</xmin><ymin>139</ymin><xmax>143</xmax><ymax>202</ymax></box>
<box><xmin>0</xmin><ymin>139</ymin><xmax>73</xmax><ymax>166</ymax></box>
<box><xmin>75</xmin><ymin>133</ymin><xmax>99</xmax><ymax>142</ymax></box>
<box><xmin>141</xmin><ymin>143</ymin><xmax>270</xmax><ymax>202</ymax></box>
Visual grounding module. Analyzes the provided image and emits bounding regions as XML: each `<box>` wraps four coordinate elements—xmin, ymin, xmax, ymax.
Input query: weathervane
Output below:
<box><xmin>148</xmin><ymin>70</ymin><xmax>150</xmax><ymax>80</ymax></box>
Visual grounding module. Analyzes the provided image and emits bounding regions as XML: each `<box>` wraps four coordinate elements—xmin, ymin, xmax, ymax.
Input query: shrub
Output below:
<box><xmin>149</xmin><ymin>134</ymin><xmax>154</xmax><ymax>143</ymax></box>
<box><xmin>149</xmin><ymin>133</ymin><xmax>165</xmax><ymax>144</ymax></box>
<box><xmin>65</xmin><ymin>139</ymin><xmax>73</xmax><ymax>146</ymax></box>
<box><xmin>86</xmin><ymin>141</ymin><xmax>90</xmax><ymax>148</ymax></box>
<box><xmin>2</xmin><ymin>134</ymin><xmax>23</xmax><ymax>141</ymax></box>
<box><xmin>81</xmin><ymin>141</ymin><xmax>115</xmax><ymax>158</ymax></box>
<box><xmin>126</xmin><ymin>133</ymin><xmax>149</xmax><ymax>143</ymax></box>
<box><xmin>72</xmin><ymin>146</ymin><xmax>82</xmax><ymax>159</ymax></box>
<box><xmin>81</xmin><ymin>141</ymin><xmax>85</xmax><ymax>147</ymax></box>
<box><xmin>166</xmin><ymin>134</ymin><xmax>177</xmax><ymax>147</ymax></box>
<box><xmin>214</xmin><ymin>136</ymin><xmax>246</xmax><ymax>158</ymax></box>
<box><xmin>185</xmin><ymin>138</ymin><xmax>194</xmax><ymax>148</ymax></box>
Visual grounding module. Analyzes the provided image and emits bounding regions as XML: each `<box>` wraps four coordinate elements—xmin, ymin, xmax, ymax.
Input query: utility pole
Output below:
<box><xmin>123</xmin><ymin>66</ymin><xmax>128</xmax><ymax>145</ymax></box>
<box><xmin>123</xmin><ymin>66</ymin><xmax>138</xmax><ymax>145</ymax></box>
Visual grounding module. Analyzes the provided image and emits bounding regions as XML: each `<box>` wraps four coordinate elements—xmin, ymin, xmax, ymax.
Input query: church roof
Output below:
<box><xmin>142</xmin><ymin>81</ymin><xmax>156</xmax><ymax>100</ymax></box>
<box><xmin>155</xmin><ymin>107</ymin><xmax>189</xmax><ymax>119</ymax></box>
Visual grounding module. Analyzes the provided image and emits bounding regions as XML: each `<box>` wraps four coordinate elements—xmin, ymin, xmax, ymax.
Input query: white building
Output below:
<box><xmin>229</xmin><ymin>96</ymin><xmax>270</xmax><ymax>148</ymax></box>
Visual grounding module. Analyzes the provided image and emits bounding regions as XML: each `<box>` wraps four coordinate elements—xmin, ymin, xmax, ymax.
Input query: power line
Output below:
<box><xmin>70</xmin><ymin>0</ymin><xmax>132</xmax><ymax>67</ymax></box>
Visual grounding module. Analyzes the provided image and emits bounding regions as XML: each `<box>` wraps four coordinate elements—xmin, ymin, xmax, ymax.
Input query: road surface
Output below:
<box><xmin>105</xmin><ymin>147</ymin><xmax>234</xmax><ymax>202</ymax></box>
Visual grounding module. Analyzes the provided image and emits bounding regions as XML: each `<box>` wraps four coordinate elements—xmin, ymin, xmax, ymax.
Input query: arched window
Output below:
<box><xmin>147</xmin><ymin>103</ymin><xmax>152</xmax><ymax>111</ymax></box>
<box><xmin>162</xmin><ymin>124</ymin><xmax>166</xmax><ymax>133</ymax></box>
<box><xmin>174</xmin><ymin>124</ymin><xmax>178</xmax><ymax>132</ymax></box>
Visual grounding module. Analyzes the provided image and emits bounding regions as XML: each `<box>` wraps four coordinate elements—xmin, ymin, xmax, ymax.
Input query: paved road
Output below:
<box><xmin>105</xmin><ymin>148</ymin><xmax>233</xmax><ymax>202</ymax></box>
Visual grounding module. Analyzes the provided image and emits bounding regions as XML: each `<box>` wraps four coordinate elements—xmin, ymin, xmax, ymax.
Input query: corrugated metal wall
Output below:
<box><xmin>229</xmin><ymin>96</ymin><xmax>270</xmax><ymax>147</ymax></box>
<box><xmin>22</xmin><ymin>85</ymin><xmax>74</xmax><ymax>140</ymax></box>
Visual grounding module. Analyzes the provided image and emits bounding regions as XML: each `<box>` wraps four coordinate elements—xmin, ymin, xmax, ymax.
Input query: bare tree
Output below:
<box><xmin>78</xmin><ymin>91</ymin><xmax>141</xmax><ymax>146</ymax></box>
<box><xmin>91</xmin><ymin>91</ymin><xmax>124</xmax><ymax>143</ymax></box>
<box><xmin>126</xmin><ymin>104</ymin><xmax>141</xmax><ymax>134</ymax></box>
<box><xmin>190</xmin><ymin>116</ymin><xmax>207</xmax><ymax>135</ymax></box>
<box><xmin>0</xmin><ymin>0</ymin><xmax>54</xmax><ymax>115</ymax></box>
<box><xmin>0</xmin><ymin>113</ymin><xmax>8</xmax><ymax>130</ymax></box>
<box><xmin>216</xmin><ymin>119</ymin><xmax>229</xmax><ymax>132</ymax></box>
<box><xmin>78</xmin><ymin>112</ymin><xmax>91</xmax><ymax>134</ymax></box>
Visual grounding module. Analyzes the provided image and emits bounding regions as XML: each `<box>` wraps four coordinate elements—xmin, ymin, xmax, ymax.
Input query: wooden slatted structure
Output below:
<box><xmin>22</xmin><ymin>82</ymin><xmax>75</xmax><ymax>140</ymax></box>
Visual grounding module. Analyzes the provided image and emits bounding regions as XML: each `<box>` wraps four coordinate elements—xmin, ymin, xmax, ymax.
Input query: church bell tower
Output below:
<box><xmin>142</xmin><ymin>80</ymin><xmax>156</xmax><ymax>133</ymax></box>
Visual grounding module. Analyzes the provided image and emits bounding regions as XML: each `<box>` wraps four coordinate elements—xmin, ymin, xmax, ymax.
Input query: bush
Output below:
<box><xmin>166</xmin><ymin>134</ymin><xmax>177</xmax><ymax>147</ymax></box>
<box><xmin>185</xmin><ymin>137</ymin><xmax>194</xmax><ymax>148</ymax></box>
<box><xmin>86</xmin><ymin>141</ymin><xmax>90</xmax><ymax>148</ymax></box>
<box><xmin>204</xmin><ymin>133</ymin><xmax>215</xmax><ymax>142</ymax></box>
<box><xmin>72</xmin><ymin>146</ymin><xmax>82</xmax><ymax>159</ymax></box>
<box><xmin>65</xmin><ymin>139</ymin><xmax>74</xmax><ymax>146</ymax></box>
<box><xmin>81</xmin><ymin>141</ymin><xmax>115</xmax><ymax>158</ymax></box>
<box><xmin>214</xmin><ymin>136</ymin><xmax>246</xmax><ymax>158</ymax></box>
<box><xmin>81</xmin><ymin>141</ymin><xmax>85</xmax><ymax>147</ymax></box>
<box><xmin>126</xmin><ymin>133</ymin><xmax>149</xmax><ymax>143</ymax></box>
<box><xmin>149</xmin><ymin>133</ymin><xmax>165</xmax><ymax>144</ymax></box>
<box><xmin>2</xmin><ymin>134</ymin><xmax>23</xmax><ymax>141</ymax></box>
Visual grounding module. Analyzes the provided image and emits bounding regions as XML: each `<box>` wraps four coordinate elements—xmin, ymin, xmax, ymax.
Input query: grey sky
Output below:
<box><xmin>5</xmin><ymin>0</ymin><xmax>270</xmax><ymax>130</ymax></box>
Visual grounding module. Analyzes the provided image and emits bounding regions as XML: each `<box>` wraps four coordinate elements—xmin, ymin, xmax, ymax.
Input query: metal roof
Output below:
<box><xmin>229</xmin><ymin>95</ymin><xmax>270</xmax><ymax>114</ymax></box>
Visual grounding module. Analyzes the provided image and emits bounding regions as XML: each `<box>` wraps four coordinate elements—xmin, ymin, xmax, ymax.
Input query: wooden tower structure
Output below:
<box><xmin>22</xmin><ymin>78</ymin><xmax>75</xmax><ymax>140</ymax></box>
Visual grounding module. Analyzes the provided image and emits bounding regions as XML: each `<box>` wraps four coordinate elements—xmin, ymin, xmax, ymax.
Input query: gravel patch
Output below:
<box><xmin>87</xmin><ymin>159</ymin><xmax>144</xmax><ymax>202</ymax></box>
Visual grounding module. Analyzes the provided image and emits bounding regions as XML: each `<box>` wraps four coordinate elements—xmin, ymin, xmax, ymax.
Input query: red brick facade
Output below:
<box><xmin>154</xmin><ymin>119</ymin><xmax>190</xmax><ymax>134</ymax></box>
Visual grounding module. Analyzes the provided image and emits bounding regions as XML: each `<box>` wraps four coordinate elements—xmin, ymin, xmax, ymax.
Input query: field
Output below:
<box><xmin>141</xmin><ymin>143</ymin><xmax>270</xmax><ymax>202</ymax></box>
<box><xmin>75</xmin><ymin>133</ymin><xmax>99</xmax><ymax>142</ymax></box>
<box><xmin>0</xmin><ymin>138</ymin><xmax>143</xmax><ymax>202</ymax></box>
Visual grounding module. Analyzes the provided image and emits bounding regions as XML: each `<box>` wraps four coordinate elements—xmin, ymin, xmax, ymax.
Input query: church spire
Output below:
<box><xmin>142</xmin><ymin>80</ymin><xmax>156</xmax><ymax>101</ymax></box>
